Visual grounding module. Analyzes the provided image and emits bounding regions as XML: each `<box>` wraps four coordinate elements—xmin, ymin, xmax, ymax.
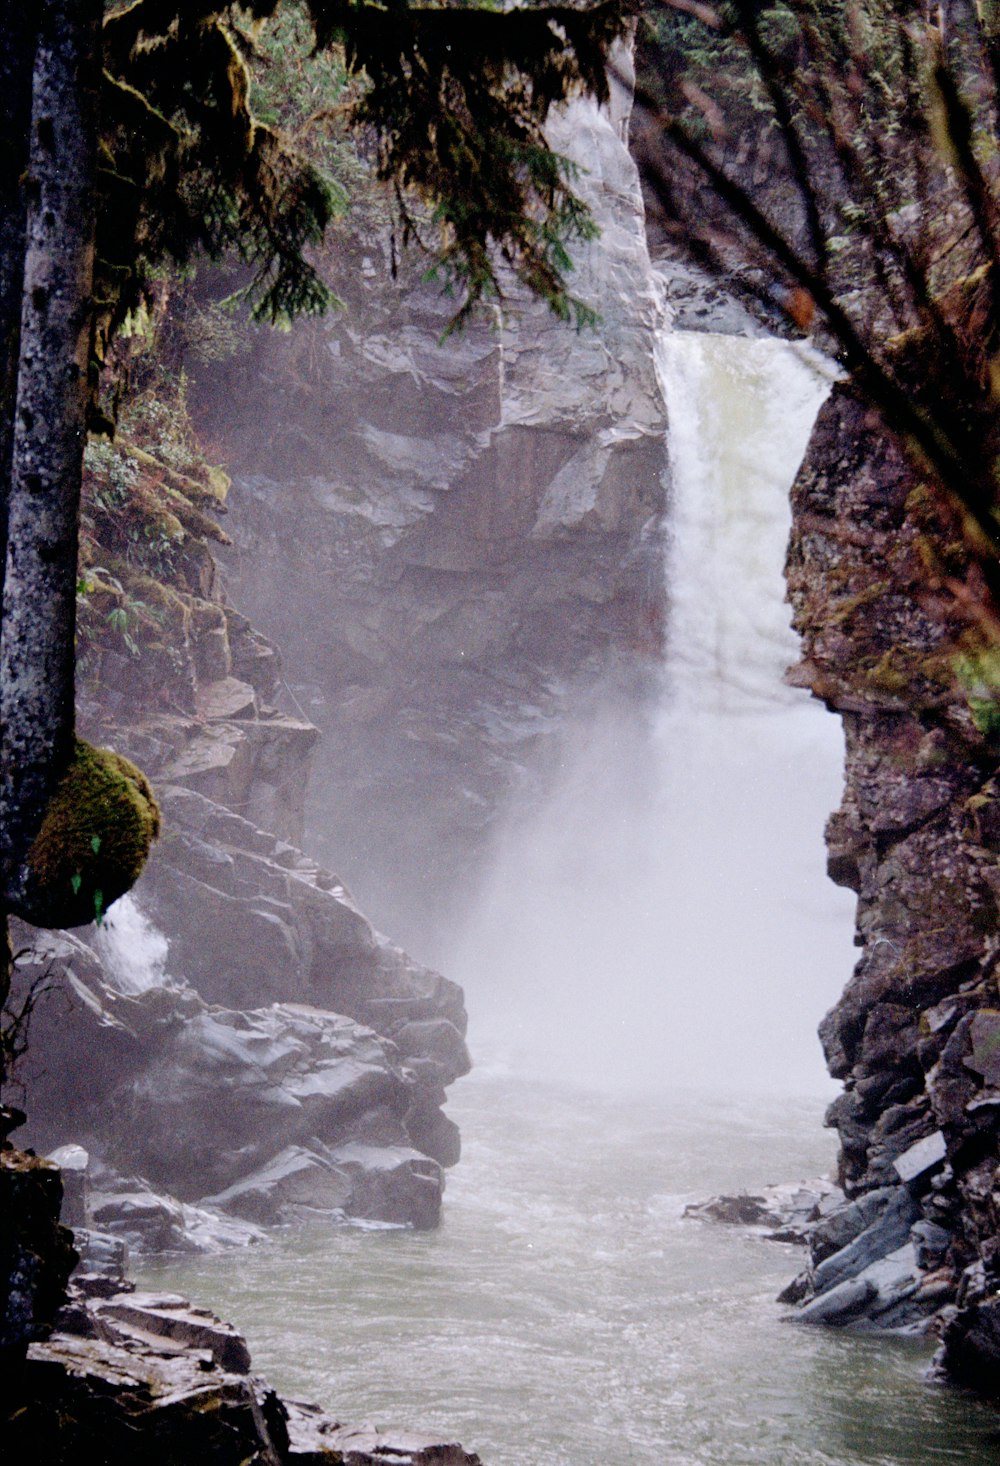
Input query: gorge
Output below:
<box><xmin>4</xmin><ymin>35</ymin><xmax>1000</xmax><ymax>1466</ymax></box>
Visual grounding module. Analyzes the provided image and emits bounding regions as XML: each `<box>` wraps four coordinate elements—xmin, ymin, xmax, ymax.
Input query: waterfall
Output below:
<box><xmin>93</xmin><ymin>892</ymin><xmax>171</xmax><ymax>995</ymax></box>
<box><xmin>445</xmin><ymin>327</ymin><xmax>857</xmax><ymax>1094</ymax></box>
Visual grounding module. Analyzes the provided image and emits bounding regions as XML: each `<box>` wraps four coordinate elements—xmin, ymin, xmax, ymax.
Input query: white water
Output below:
<box><xmin>443</xmin><ymin>332</ymin><xmax>856</xmax><ymax>1096</ymax></box>
<box><xmin>93</xmin><ymin>892</ymin><xmax>170</xmax><ymax>994</ymax></box>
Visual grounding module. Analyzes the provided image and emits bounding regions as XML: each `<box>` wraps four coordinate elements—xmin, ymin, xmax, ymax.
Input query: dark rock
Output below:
<box><xmin>933</xmin><ymin>1296</ymin><xmax>1000</xmax><ymax>1401</ymax></box>
<box><xmin>797</xmin><ymin>1276</ymin><xmax>878</xmax><ymax>1326</ymax></box>
<box><xmin>285</xmin><ymin>1400</ymin><xmax>485</xmax><ymax>1464</ymax></box>
<box><xmin>0</xmin><ymin>1149</ymin><xmax>77</xmax><ymax>1355</ymax></box>
<box><xmin>13</xmin><ymin>1331</ymin><xmax>286</xmax><ymax>1465</ymax></box>
<box><xmin>784</xmin><ymin>378</ymin><xmax>1000</xmax><ymax>1370</ymax></box>
<box><xmin>71</xmin><ymin>1229</ymin><xmax>129</xmax><ymax>1283</ymax></box>
<box><xmin>8</xmin><ymin>1291</ymin><xmax>483</xmax><ymax>1465</ymax></box>
<box><xmin>685</xmin><ymin>1178</ymin><xmax>842</xmax><ymax>1235</ymax></box>
<box><xmin>911</xmin><ymin>1219</ymin><xmax>952</xmax><ymax>1269</ymax></box>
<box><xmin>91</xmin><ymin>1291</ymin><xmax>253</xmax><ymax>1373</ymax></box>
<box><xmin>810</xmin><ymin>1187</ymin><xmax>919</xmax><ymax>1295</ymax></box>
<box><xmin>46</xmin><ymin>1144</ymin><xmax>88</xmax><ymax>1228</ymax></box>
<box><xmin>807</xmin><ymin>1186</ymin><xmax>900</xmax><ymax>1265</ymax></box>
<box><xmin>9</xmin><ymin>915</ymin><xmax>458</xmax><ymax>1237</ymax></box>
<box><xmin>203</xmin><ymin>1140</ymin><xmax>443</xmax><ymax>1231</ymax></box>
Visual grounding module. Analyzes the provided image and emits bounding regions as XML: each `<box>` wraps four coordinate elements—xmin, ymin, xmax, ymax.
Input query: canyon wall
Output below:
<box><xmin>193</xmin><ymin>80</ymin><xmax>668</xmax><ymax>960</ymax></box>
<box><xmin>785</xmin><ymin>380</ymin><xmax>1000</xmax><ymax>1390</ymax></box>
<box><xmin>7</xmin><ymin>78</ymin><xmax>667</xmax><ymax>1254</ymax></box>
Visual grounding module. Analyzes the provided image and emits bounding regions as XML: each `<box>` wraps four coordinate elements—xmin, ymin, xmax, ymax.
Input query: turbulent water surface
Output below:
<box><xmin>140</xmin><ymin>1068</ymin><xmax>1000</xmax><ymax>1466</ymax></box>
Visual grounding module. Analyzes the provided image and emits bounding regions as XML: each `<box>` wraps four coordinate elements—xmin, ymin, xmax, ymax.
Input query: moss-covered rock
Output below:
<box><xmin>17</xmin><ymin>740</ymin><xmax>160</xmax><ymax>929</ymax></box>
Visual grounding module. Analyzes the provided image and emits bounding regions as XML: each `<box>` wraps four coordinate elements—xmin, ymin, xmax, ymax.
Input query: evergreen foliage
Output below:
<box><xmin>96</xmin><ymin>0</ymin><xmax>628</xmax><ymax>357</ymax></box>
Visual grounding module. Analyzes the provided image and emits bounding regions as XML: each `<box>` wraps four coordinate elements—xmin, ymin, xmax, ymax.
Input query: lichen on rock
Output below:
<box><xmin>18</xmin><ymin>739</ymin><xmax>160</xmax><ymax>929</ymax></box>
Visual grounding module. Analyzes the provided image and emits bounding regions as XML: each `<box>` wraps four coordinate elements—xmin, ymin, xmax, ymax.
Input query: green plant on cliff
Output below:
<box><xmin>955</xmin><ymin>645</ymin><xmax>1000</xmax><ymax>740</ymax></box>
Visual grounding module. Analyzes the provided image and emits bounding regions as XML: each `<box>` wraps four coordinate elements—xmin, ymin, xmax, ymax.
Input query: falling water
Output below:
<box><xmin>93</xmin><ymin>892</ymin><xmax>171</xmax><ymax>994</ymax></box>
<box><xmin>443</xmin><ymin>330</ymin><xmax>856</xmax><ymax>1096</ymax></box>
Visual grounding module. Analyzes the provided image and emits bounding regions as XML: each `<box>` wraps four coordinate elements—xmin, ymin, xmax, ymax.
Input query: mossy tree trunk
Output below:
<box><xmin>0</xmin><ymin>0</ymin><xmax>100</xmax><ymax>908</ymax></box>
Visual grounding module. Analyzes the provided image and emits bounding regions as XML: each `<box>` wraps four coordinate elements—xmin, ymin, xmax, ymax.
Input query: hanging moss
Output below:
<box><xmin>18</xmin><ymin>740</ymin><xmax>161</xmax><ymax>929</ymax></box>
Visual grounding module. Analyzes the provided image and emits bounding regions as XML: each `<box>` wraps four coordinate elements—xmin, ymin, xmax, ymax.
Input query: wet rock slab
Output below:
<box><xmin>11</xmin><ymin>1284</ymin><xmax>483</xmax><ymax>1465</ymax></box>
<box><xmin>686</xmin><ymin>1175</ymin><xmax>959</xmax><ymax>1335</ymax></box>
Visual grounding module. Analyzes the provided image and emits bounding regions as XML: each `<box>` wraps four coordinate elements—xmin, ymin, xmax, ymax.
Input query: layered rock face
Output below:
<box><xmin>193</xmin><ymin>78</ymin><xmax>667</xmax><ymax>955</ymax></box>
<box><xmin>785</xmin><ymin>381</ymin><xmax>1000</xmax><ymax>1390</ymax></box>
<box><xmin>10</xmin><ymin>344</ymin><xmax>470</xmax><ymax>1245</ymax></box>
<box><xmin>9</xmin><ymin>773</ymin><xmax>469</xmax><ymax>1240</ymax></box>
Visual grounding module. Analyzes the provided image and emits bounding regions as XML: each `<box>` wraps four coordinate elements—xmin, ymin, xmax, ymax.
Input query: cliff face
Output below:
<box><xmin>191</xmin><ymin>81</ymin><xmax>668</xmax><ymax>957</ymax></box>
<box><xmin>8</xmin><ymin>340</ymin><xmax>470</xmax><ymax>1246</ymax></box>
<box><xmin>786</xmin><ymin>380</ymin><xmax>1000</xmax><ymax>1390</ymax></box>
<box><xmin>8</xmin><ymin>76</ymin><xmax>667</xmax><ymax>1246</ymax></box>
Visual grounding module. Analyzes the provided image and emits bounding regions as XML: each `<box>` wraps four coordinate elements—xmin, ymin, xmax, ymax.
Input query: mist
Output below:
<box><xmin>442</xmin><ymin>333</ymin><xmax>858</xmax><ymax>1097</ymax></box>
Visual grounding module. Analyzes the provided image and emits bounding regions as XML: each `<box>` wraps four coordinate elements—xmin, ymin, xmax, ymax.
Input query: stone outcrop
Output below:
<box><xmin>11</xmin><ymin>316</ymin><xmax>471</xmax><ymax>1241</ymax></box>
<box><xmin>783</xmin><ymin>378</ymin><xmax>1000</xmax><ymax>1391</ymax></box>
<box><xmin>191</xmin><ymin>81</ymin><xmax>668</xmax><ymax>955</ymax></box>
<box><xmin>11</xmin><ymin>1274</ymin><xmax>482</xmax><ymax>1465</ymax></box>
<box><xmin>0</xmin><ymin>1134</ymin><xmax>77</xmax><ymax>1369</ymax></box>
<box><xmin>8</xmin><ymin>777</ymin><xmax>469</xmax><ymax>1239</ymax></box>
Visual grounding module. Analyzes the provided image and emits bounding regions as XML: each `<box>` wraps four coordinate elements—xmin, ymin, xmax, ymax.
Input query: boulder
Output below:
<box><xmin>9</xmin><ymin>919</ymin><xmax>453</xmax><ymax>1235</ymax></box>
<box><xmin>205</xmin><ymin>1139</ymin><xmax>443</xmax><ymax>1232</ymax></box>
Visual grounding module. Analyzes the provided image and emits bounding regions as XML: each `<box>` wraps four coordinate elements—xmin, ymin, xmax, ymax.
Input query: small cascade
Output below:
<box><xmin>93</xmin><ymin>892</ymin><xmax>171</xmax><ymax>995</ymax></box>
<box><xmin>447</xmin><ymin>327</ymin><xmax>856</xmax><ymax>1095</ymax></box>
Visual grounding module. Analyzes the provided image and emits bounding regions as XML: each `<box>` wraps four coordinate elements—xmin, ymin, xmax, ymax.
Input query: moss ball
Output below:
<box><xmin>20</xmin><ymin>739</ymin><xmax>161</xmax><ymax>929</ymax></box>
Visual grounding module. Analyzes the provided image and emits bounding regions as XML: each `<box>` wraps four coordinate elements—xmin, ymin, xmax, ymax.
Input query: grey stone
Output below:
<box><xmin>48</xmin><ymin>1144</ymin><xmax>88</xmax><ymax>1228</ymax></box>
<box><xmin>797</xmin><ymin>1276</ymin><xmax>878</xmax><ymax>1325</ymax></box>
<box><xmin>893</xmin><ymin>1130</ymin><xmax>947</xmax><ymax>1183</ymax></box>
<box><xmin>811</xmin><ymin>1187</ymin><xmax>919</xmax><ymax>1295</ymax></box>
<box><xmin>911</xmin><ymin>1219</ymin><xmax>951</xmax><ymax>1269</ymax></box>
<box><xmin>807</xmin><ymin>1186</ymin><xmax>900</xmax><ymax>1265</ymax></box>
<box><xmin>285</xmin><ymin>1401</ymin><xmax>484</xmax><ymax>1464</ymax></box>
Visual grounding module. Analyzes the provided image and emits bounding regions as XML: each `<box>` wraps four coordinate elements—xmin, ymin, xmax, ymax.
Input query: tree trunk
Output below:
<box><xmin>0</xmin><ymin>0</ymin><xmax>101</xmax><ymax>901</ymax></box>
<box><xmin>0</xmin><ymin>7</ymin><xmax>38</xmax><ymax>605</ymax></box>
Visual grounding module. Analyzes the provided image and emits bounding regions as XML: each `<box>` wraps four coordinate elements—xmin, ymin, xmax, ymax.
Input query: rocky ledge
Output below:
<box><xmin>687</xmin><ymin>1172</ymin><xmax>995</xmax><ymax>1391</ymax></box>
<box><xmin>8</xmin><ymin>776</ymin><xmax>469</xmax><ymax>1244</ymax></box>
<box><xmin>10</xmin><ymin>1271</ymin><xmax>481</xmax><ymax>1465</ymax></box>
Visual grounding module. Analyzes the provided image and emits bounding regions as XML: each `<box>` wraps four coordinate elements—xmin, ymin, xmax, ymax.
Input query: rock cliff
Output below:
<box><xmin>784</xmin><ymin>379</ymin><xmax>1000</xmax><ymax>1393</ymax></box>
<box><xmin>7</xmin><ymin>314</ymin><xmax>470</xmax><ymax>1244</ymax></box>
<box><xmin>190</xmin><ymin>79</ymin><xmax>668</xmax><ymax>958</ymax></box>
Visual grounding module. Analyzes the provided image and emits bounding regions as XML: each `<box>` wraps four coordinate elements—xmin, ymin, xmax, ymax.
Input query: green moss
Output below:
<box><xmin>21</xmin><ymin>740</ymin><xmax>161</xmax><ymax>929</ymax></box>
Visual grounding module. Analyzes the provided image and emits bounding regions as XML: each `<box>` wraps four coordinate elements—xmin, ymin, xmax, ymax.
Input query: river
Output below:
<box><xmin>139</xmin><ymin>1065</ymin><xmax>1000</xmax><ymax>1465</ymax></box>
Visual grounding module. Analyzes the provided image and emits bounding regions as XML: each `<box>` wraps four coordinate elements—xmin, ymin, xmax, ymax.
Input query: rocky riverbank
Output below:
<box><xmin>12</xmin><ymin>1268</ymin><xmax>482</xmax><ymax>1465</ymax></box>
